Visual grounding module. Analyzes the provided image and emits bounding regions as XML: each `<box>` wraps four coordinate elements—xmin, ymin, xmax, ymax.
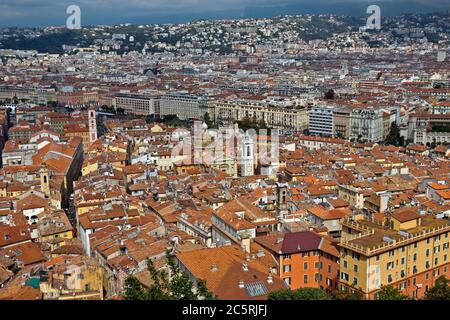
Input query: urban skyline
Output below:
<box><xmin>0</xmin><ymin>1</ymin><xmax>449</xmax><ymax>304</ymax></box>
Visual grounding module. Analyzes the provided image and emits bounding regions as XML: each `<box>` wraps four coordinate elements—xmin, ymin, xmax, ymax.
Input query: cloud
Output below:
<box><xmin>0</xmin><ymin>0</ymin><xmax>447</xmax><ymax>27</ymax></box>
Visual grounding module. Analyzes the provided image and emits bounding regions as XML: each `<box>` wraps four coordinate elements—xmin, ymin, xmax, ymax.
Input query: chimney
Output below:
<box><xmin>242</xmin><ymin>262</ymin><xmax>248</xmax><ymax>272</ymax></box>
<box><xmin>241</xmin><ymin>238</ymin><xmax>251</xmax><ymax>253</ymax></box>
<box><xmin>238</xmin><ymin>280</ymin><xmax>245</xmax><ymax>289</ymax></box>
<box><xmin>267</xmin><ymin>274</ymin><xmax>273</xmax><ymax>284</ymax></box>
<box><xmin>210</xmin><ymin>264</ymin><xmax>217</xmax><ymax>272</ymax></box>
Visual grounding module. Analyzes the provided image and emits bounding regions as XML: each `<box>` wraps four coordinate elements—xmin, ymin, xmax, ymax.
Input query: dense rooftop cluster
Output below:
<box><xmin>0</xmin><ymin>11</ymin><xmax>449</xmax><ymax>301</ymax></box>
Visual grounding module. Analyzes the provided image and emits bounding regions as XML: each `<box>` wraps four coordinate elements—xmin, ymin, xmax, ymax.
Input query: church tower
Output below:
<box><xmin>276</xmin><ymin>182</ymin><xmax>289</xmax><ymax>222</ymax></box>
<box><xmin>88</xmin><ymin>108</ymin><xmax>97</xmax><ymax>145</ymax></box>
<box><xmin>240</xmin><ymin>132</ymin><xmax>254</xmax><ymax>177</ymax></box>
<box><xmin>40</xmin><ymin>165</ymin><xmax>50</xmax><ymax>198</ymax></box>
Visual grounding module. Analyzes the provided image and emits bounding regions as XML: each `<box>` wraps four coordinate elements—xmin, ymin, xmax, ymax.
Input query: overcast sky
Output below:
<box><xmin>0</xmin><ymin>0</ymin><xmax>448</xmax><ymax>27</ymax></box>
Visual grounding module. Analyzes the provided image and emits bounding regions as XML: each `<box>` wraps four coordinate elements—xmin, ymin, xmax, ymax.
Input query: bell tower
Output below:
<box><xmin>240</xmin><ymin>132</ymin><xmax>254</xmax><ymax>177</ymax></box>
<box><xmin>276</xmin><ymin>182</ymin><xmax>289</xmax><ymax>222</ymax></box>
<box><xmin>88</xmin><ymin>107</ymin><xmax>97</xmax><ymax>145</ymax></box>
<box><xmin>40</xmin><ymin>165</ymin><xmax>50</xmax><ymax>198</ymax></box>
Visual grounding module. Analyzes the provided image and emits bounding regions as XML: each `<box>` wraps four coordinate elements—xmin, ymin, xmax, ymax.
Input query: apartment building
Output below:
<box><xmin>211</xmin><ymin>198</ymin><xmax>278</xmax><ymax>253</ymax></box>
<box><xmin>255</xmin><ymin>231</ymin><xmax>340</xmax><ymax>291</ymax></box>
<box><xmin>213</xmin><ymin>99</ymin><xmax>308</xmax><ymax>132</ymax></box>
<box><xmin>338</xmin><ymin>212</ymin><xmax>450</xmax><ymax>299</ymax></box>
<box><xmin>308</xmin><ymin>106</ymin><xmax>334</xmax><ymax>137</ymax></box>
<box><xmin>408</xmin><ymin>112</ymin><xmax>450</xmax><ymax>143</ymax></box>
<box><xmin>113</xmin><ymin>93</ymin><xmax>158</xmax><ymax>116</ymax></box>
<box><xmin>159</xmin><ymin>93</ymin><xmax>207</xmax><ymax>120</ymax></box>
<box><xmin>296</xmin><ymin>135</ymin><xmax>347</xmax><ymax>151</ymax></box>
<box><xmin>333</xmin><ymin>107</ymin><xmax>351</xmax><ymax>139</ymax></box>
<box><xmin>349</xmin><ymin>108</ymin><xmax>384</xmax><ymax>142</ymax></box>
<box><xmin>431</xmin><ymin>102</ymin><xmax>450</xmax><ymax>115</ymax></box>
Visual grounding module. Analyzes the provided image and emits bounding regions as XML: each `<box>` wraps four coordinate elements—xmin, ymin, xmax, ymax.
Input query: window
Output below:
<box><xmin>376</xmin><ymin>255</ymin><xmax>380</xmax><ymax>261</ymax></box>
<box><xmin>388</xmin><ymin>274</ymin><xmax>393</xmax><ymax>283</ymax></box>
<box><xmin>284</xmin><ymin>277</ymin><xmax>291</xmax><ymax>286</ymax></box>
<box><xmin>413</xmin><ymin>253</ymin><xmax>417</xmax><ymax>261</ymax></box>
<box><xmin>354</xmin><ymin>265</ymin><xmax>358</xmax><ymax>272</ymax></box>
<box><xmin>401</xmin><ymin>257</ymin><xmax>405</xmax><ymax>265</ymax></box>
<box><xmin>353</xmin><ymin>278</ymin><xmax>358</xmax><ymax>285</ymax></box>
<box><xmin>341</xmin><ymin>273</ymin><xmax>349</xmax><ymax>281</ymax></box>
<box><xmin>304</xmin><ymin>262</ymin><xmax>308</xmax><ymax>270</ymax></box>
<box><xmin>414</xmin><ymin>243</ymin><xmax>418</xmax><ymax>249</ymax></box>
<box><xmin>426</xmin><ymin>273</ymin><xmax>429</xmax><ymax>280</ymax></box>
<box><xmin>328</xmin><ymin>265</ymin><xmax>332</xmax><ymax>273</ymax></box>
<box><xmin>304</xmin><ymin>275</ymin><xmax>308</xmax><ymax>284</ymax></box>
<box><xmin>343</xmin><ymin>260</ymin><xmax>348</xmax><ymax>268</ymax></box>
<box><xmin>284</xmin><ymin>254</ymin><xmax>291</xmax><ymax>260</ymax></box>
<box><xmin>283</xmin><ymin>265</ymin><xmax>291</xmax><ymax>273</ymax></box>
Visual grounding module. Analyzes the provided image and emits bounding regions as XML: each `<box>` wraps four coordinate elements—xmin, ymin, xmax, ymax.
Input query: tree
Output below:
<box><xmin>258</xmin><ymin>118</ymin><xmax>268</xmax><ymax>130</ymax></box>
<box><xmin>377</xmin><ymin>285</ymin><xmax>410</xmax><ymax>300</ymax></box>
<box><xmin>123</xmin><ymin>276</ymin><xmax>149</xmax><ymax>300</ymax></box>
<box><xmin>123</xmin><ymin>250</ymin><xmax>216</xmax><ymax>300</ymax></box>
<box><xmin>385</xmin><ymin>122</ymin><xmax>404</xmax><ymax>146</ymax></box>
<box><xmin>268</xmin><ymin>287</ymin><xmax>329</xmax><ymax>300</ymax></box>
<box><xmin>293</xmin><ymin>288</ymin><xmax>330</xmax><ymax>300</ymax></box>
<box><xmin>424</xmin><ymin>276</ymin><xmax>450</xmax><ymax>300</ymax></box>
<box><xmin>236</xmin><ymin>116</ymin><xmax>269</xmax><ymax>131</ymax></box>
<box><xmin>163</xmin><ymin>114</ymin><xmax>182</xmax><ymax>127</ymax></box>
<box><xmin>203</xmin><ymin>112</ymin><xmax>214</xmax><ymax>128</ymax></box>
<box><xmin>267</xmin><ymin>288</ymin><xmax>296</xmax><ymax>300</ymax></box>
<box><xmin>329</xmin><ymin>289</ymin><xmax>364</xmax><ymax>300</ymax></box>
<box><xmin>325</xmin><ymin>89</ymin><xmax>335</xmax><ymax>100</ymax></box>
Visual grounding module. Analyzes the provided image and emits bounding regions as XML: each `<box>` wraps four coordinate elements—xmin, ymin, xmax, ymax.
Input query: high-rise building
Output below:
<box><xmin>308</xmin><ymin>106</ymin><xmax>334</xmax><ymax>137</ymax></box>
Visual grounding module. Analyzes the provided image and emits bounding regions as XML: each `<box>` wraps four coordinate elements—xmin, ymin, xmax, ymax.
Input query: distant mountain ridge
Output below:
<box><xmin>0</xmin><ymin>0</ymin><xmax>449</xmax><ymax>27</ymax></box>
